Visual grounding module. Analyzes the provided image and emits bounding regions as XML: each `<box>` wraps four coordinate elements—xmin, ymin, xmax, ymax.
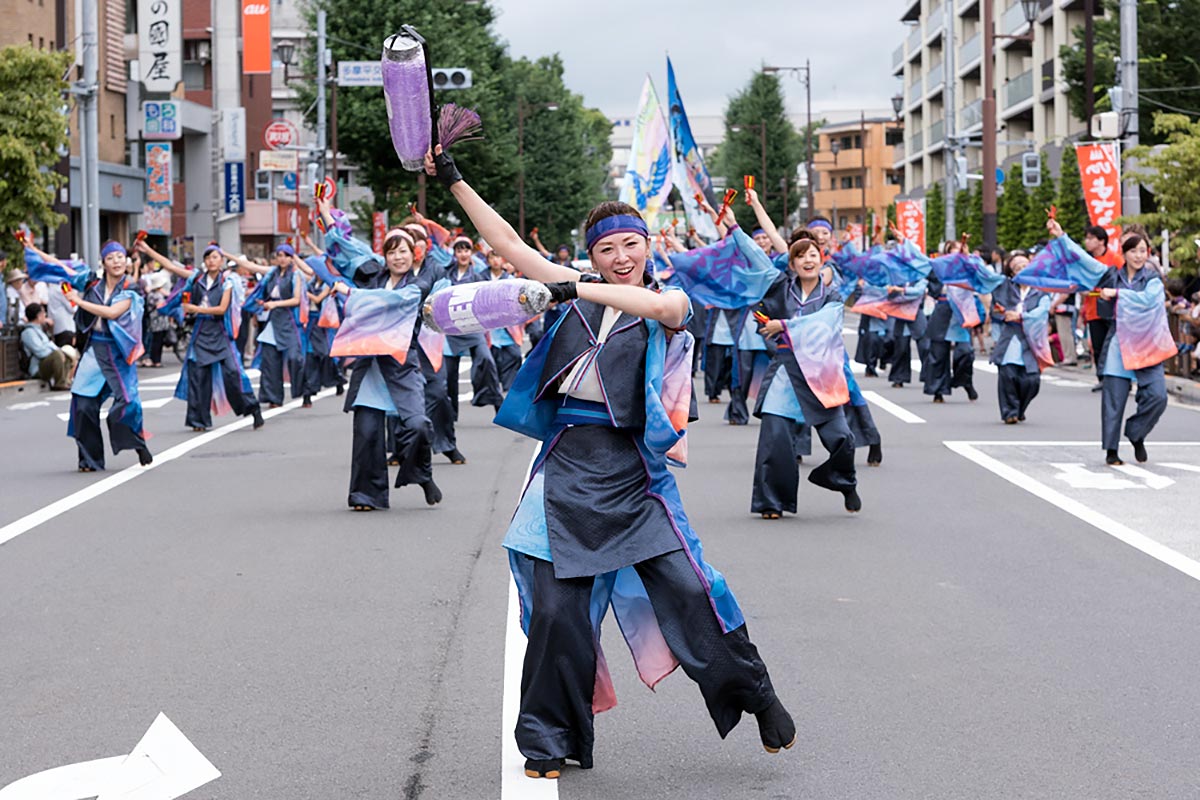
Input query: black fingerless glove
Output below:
<box><xmin>544</xmin><ymin>281</ymin><xmax>579</xmax><ymax>304</ymax></box>
<box><xmin>433</xmin><ymin>150</ymin><xmax>463</xmax><ymax>188</ymax></box>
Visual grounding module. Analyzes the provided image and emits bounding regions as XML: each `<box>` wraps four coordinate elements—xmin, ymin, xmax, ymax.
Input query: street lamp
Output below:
<box><xmin>274</xmin><ymin>36</ymin><xmax>339</xmax><ymax>184</ymax></box>
<box><xmin>981</xmin><ymin>0</ymin><xmax>1039</xmax><ymax>248</ymax></box>
<box><xmin>517</xmin><ymin>99</ymin><xmax>558</xmax><ymax>239</ymax></box>
<box><xmin>731</xmin><ymin>121</ymin><xmax>768</xmax><ymax>206</ymax></box>
<box><xmin>891</xmin><ymin>92</ymin><xmax>904</xmax><ymax>119</ymax></box>
<box><xmin>829</xmin><ymin>139</ymin><xmax>841</xmax><ymax>227</ymax></box>
<box><xmin>763</xmin><ymin>61</ymin><xmax>814</xmax><ymax>219</ymax></box>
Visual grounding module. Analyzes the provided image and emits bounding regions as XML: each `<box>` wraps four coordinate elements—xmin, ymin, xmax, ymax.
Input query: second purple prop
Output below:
<box><xmin>423</xmin><ymin>279</ymin><xmax>551</xmax><ymax>335</ymax></box>
<box><xmin>382</xmin><ymin>30</ymin><xmax>432</xmax><ymax>171</ymax></box>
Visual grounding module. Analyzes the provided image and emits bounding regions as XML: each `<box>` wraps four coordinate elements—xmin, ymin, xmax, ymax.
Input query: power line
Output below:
<box><xmin>1138</xmin><ymin>93</ymin><xmax>1200</xmax><ymax>117</ymax></box>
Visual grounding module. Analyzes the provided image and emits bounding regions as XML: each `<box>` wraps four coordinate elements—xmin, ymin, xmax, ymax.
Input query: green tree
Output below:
<box><xmin>954</xmin><ymin>188</ymin><xmax>974</xmax><ymax>246</ymax></box>
<box><xmin>925</xmin><ymin>181</ymin><xmax>945</xmax><ymax>252</ymax></box>
<box><xmin>965</xmin><ymin>183</ymin><xmax>983</xmax><ymax>248</ymax></box>
<box><xmin>0</xmin><ymin>46</ymin><xmax>71</xmax><ymax>259</ymax></box>
<box><xmin>1124</xmin><ymin>113</ymin><xmax>1200</xmax><ymax>276</ymax></box>
<box><xmin>997</xmin><ymin>164</ymin><xmax>1031</xmax><ymax>250</ymax></box>
<box><xmin>1055</xmin><ymin>144</ymin><xmax>1089</xmax><ymax>241</ymax></box>
<box><xmin>1027</xmin><ymin>157</ymin><xmax>1057</xmax><ymax>245</ymax></box>
<box><xmin>1060</xmin><ymin>0</ymin><xmax>1200</xmax><ymax>146</ymax></box>
<box><xmin>718</xmin><ymin>71</ymin><xmax>802</xmax><ymax>227</ymax></box>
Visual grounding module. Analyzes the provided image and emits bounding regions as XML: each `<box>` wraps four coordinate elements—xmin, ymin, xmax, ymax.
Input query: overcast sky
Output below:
<box><xmin>490</xmin><ymin>0</ymin><xmax>903</xmax><ymax>119</ymax></box>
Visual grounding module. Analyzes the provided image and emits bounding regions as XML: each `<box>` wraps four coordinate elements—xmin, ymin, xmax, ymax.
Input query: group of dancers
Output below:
<box><xmin>17</xmin><ymin>135</ymin><xmax>1178</xmax><ymax>784</ymax></box>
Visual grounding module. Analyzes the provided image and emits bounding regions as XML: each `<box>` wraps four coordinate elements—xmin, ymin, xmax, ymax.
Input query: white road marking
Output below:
<box><xmin>1052</xmin><ymin>463</ymin><xmax>1142</xmax><ymax>490</ymax></box>
<box><xmin>55</xmin><ymin>396</ymin><xmax>175</xmax><ymax>422</ymax></box>
<box><xmin>7</xmin><ymin>401</ymin><xmax>49</xmax><ymax>410</ymax></box>
<box><xmin>0</xmin><ymin>712</ymin><xmax>219</xmax><ymax>800</ymax></box>
<box><xmin>1111</xmin><ymin>464</ymin><xmax>1175</xmax><ymax>490</ymax></box>
<box><xmin>860</xmin><ymin>390</ymin><xmax>926</xmax><ymax>424</ymax></box>
<box><xmin>1161</xmin><ymin>462</ymin><xmax>1200</xmax><ymax>474</ymax></box>
<box><xmin>946</xmin><ymin>441</ymin><xmax>1200</xmax><ymax>583</ymax></box>
<box><xmin>0</xmin><ymin>388</ymin><xmax>335</xmax><ymax>549</ymax></box>
<box><xmin>500</xmin><ymin>446</ymin><xmax>558</xmax><ymax>800</ymax></box>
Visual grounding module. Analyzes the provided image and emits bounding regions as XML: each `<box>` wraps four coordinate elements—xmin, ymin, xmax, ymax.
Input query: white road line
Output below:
<box><xmin>0</xmin><ymin>388</ymin><xmax>335</xmax><ymax>549</ymax></box>
<box><xmin>943</xmin><ymin>440</ymin><xmax>1200</xmax><ymax>447</ymax></box>
<box><xmin>501</xmin><ymin>445</ymin><xmax>557</xmax><ymax>800</ymax></box>
<box><xmin>860</xmin><ymin>390</ymin><xmax>926</xmax><ymax>424</ymax></box>
<box><xmin>1162</xmin><ymin>462</ymin><xmax>1200</xmax><ymax>474</ymax></box>
<box><xmin>944</xmin><ymin>440</ymin><xmax>1200</xmax><ymax>583</ymax></box>
<box><xmin>55</xmin><ymin>396</ymin><xmax>175</xmax><ymax>422</ymax></box>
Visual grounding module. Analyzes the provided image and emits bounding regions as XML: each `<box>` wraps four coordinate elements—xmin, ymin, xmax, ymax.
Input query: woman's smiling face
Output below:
<box><xmin>590</xmin><ymin>233</ymin><xmax>648</xmax><ymax>286</ymax></box>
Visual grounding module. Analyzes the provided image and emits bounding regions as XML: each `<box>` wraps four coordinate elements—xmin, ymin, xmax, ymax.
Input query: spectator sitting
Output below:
<box><xmin>6</xmin><ymin>269</ymin><xmax>49</xmax><ymax>328</ymax></box>
<box><xmin>19</xmin><ymin>302</ymin><xmax>78</xmax><ymax>390</ymax></box>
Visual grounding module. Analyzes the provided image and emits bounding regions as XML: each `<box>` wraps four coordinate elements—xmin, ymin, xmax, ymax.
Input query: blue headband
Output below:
<box><xmin>585</xmin><ymin>214</ymin><xmax>649</xmax><ymax>251</ymax></box>
<box><xmin>807</xmin><ymin>220</ymin><xmax>833</xmax><ymax>232</ymax></box>
<box><xmin>276</xmin><ymin>243</ymin><xmax>295</xmax><ymax>257</ymax></box>
<box><xmin>203</xmin><ymin>242</ymin><xmax>221</xmax><ymax>257</ymax></box>
<box><xmin>100</xmin><ymin>241</ymin><xmax>126</xmax><ymax>259</ymax></box>
<box><xmin>752</xmin><ymin>228</ymin><xmax>766</xmax><ymax>237</ymax></box>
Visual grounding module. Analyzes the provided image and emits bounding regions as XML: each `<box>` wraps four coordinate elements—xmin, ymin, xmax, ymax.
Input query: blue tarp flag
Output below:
<box><xmin>930</xmin><ymin>252</ymin><xmax>1004</xmax><ymax>294</ymax></box>
<box><xmin>1012</xmin><ymin>235</ymin><xmax>1109</xmax><ymax>293</ymax></box>
<box><xmin>659</xmin><ymin>227</ymin><xmax>777</xmax><ymax>309</ymax></box>
<box><xmin>667</xmin><ymin>58</ymin><xmax>718</xmax><ymax>241</ymax></box>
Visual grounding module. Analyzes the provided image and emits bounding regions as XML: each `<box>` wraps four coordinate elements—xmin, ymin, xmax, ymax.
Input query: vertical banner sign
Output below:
<box><xmin>896</xmin><ymin>199</ymin><xmax>926</xmax><ymax>253</ymax></box>
<box><xmin>144</xmin><ymin>142</ymin><xmax>173</xmax><ymax>235</ymax></box>
<box><xmin>222</xmin><ymin>108</ymin><xmax>247</xmax><ymax>161</ymax></box>
<box><xmin>619</xmin><ymin>76</ymin><xmax>673</xmax><ymax>231</ymax></box>
<box><xmin>241</xmin><ymin>1</ymin><xmax>271</xmax><ymax>74</ymax></box>
<box><xmin>1075</xmin><ymin>142</ymin><xmax>1122</xmax><ymax>252</ymax></box>
<box><xmin>667</xmin><ymin>58</ymin><xmax>718</xmax><ymax>241</ymax></box>
<box><xmin>372</xmin><ymin>212</ymin><xmax>388</xmax><ymax>254</ymax></box>
<box><xmin>224</xmin><ymin>162</ymin><xmax>246</xmax><ymax>215</ymax></box>
<box><xmin>138</xmin><ymin>0</ymin><xmax>182</xmax><ymax>92</ymax></box>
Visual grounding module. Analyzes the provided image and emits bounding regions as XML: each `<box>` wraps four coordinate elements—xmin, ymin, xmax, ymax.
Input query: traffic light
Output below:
<box><xmin>1021</xmin><ymin>152</ymin><xmax>1041</xmax><ymax>188</ymax></box>
<box><xmin>431</xmin><ymin>68</ymin><xmax>472</xmax><ymax>90</ymax></box>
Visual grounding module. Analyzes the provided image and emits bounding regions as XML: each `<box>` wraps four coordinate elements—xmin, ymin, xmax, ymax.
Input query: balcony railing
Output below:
<box><xmin>907</xmin><ymin>24</ymin><xmax>923</xmax><ymax>54</ymax></box>
<box><xmin>959</xmin><ymin>32</ymin><xmax>980</xmax><ymax>68</ymax></box>
<box><xmin>893</xmin><ymin>142</ymin><xmax>906</xmax><ymax>164</ymax></box>
<box><xmin>893</xmin><ymin>44</ymin><xmax>905</xmax><ymax>70</ymax></box>
<box><xmin>1004</xmin><ymin>69</ymin><xmax>1034</xmax><ymax>108</ymax></box>
<box><xmin>910</xmin><ymin>130</ymin><xmax>924</xmax><ymax>153</ymax></box>
<box><xmin>929</xmin><ymin>119</ymin><xmax>945</xmax><ymax>146</ymax></box>
<box><xmin>908</xmin><ymin>77</ymin><xmax>923</xmax><ymax>105</ymax></box>
<box><xmin>1002</xmin><ymin>2</ymin><xmax>1030</xmax><ymax>36</ymax></box>
<box><xmin>927</xmin><ymin>63</ymin><xmax>945</xmax><ymax>94</ymax></box>
<box><xmin>926</xmin><ymin>4</ymin><xmax>945</xmax><ymax>38</ymax></box>
<box><xmin>960</xmin><ymin>98</ymin><xmax>982</xmax><ymax>128</ymax></box>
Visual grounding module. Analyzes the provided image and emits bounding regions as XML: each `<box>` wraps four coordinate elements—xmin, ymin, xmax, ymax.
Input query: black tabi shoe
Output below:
<box><xmin>933</xmin><ymin>393</ymin><xmax>944</xmax><ymax>404</ymax></box>
<box><xmin>421</xmin><ymin>480</ymin><xmax>443</xmax><ymax>506</ymax></box>
<box><xmin>524</xmin><ymin>758</ymin><xmax>563</xmax><ymax>779</ymax></box>
<box><xmin>302</xmin><ymin>395</ymin><xmax>313</xmax><ymax>408</ymax></box>
<box><xmin>1091</xmin><ymin>383</ymin><xmax>1104</xmax><ymax>393</ymax></box>
<box><xmin>1106</xmin><ymin>449</ymin><xmax>1124</xmax><ymax>466</ymax></box>
<box><xmin>867</xmin><ymin>443</ymin><xmax>883</xmax><ymax>466</ymax></box>
<box><xmin>755</xmin><ymin>699</ymin><xmax>797</xmax><ymax>754</ymax></box>
<box><xmin>336</xmin><ymin>384</ymin><xmax>345</xmax><ymax>396</ymax></box>
<box><xmin>1004</xmin><ymin>417</ymin><xmax>1019</xmax><ymax>425</ymax></box>
<box><xmin>387</xmin><ymin>456</ymin><xmax>401</xmax><ymax>467</ymax></box>
<box><xmin>843</xmin><ymin>488</ymin><xmax>862</xmax><ymax>513</ymax></box>
<box><xmin>760</xmin><ymin>510</ymin><xmax>782</xmax><ymax>520</ymax></box>
<box><xmin>1018</xmin><ymin>414</ymin><xmax>1026</xmax><ymax>422</ymax></box>
<box><xmin>865</xmin><ymin>368</ymin><xmax>878</xmax><ymax>377</ymax></box>
<box><xmin>795</xmin><ymin>455</ymin><xmax>804</xmax><ymax>464</ymax></box>
<box><xmin>252</xmin><ymin>407</ymin><xmax>265</xmax><ymax>429</ymax></box>
<box><xmin>1132</xmin><ymin>440</ymin><xmax>1148</xmax><ymax>463</ymax></box>
<box><xmin>443</xmin><ymin>448</ymin><xmax>467</xmax><ymax>465</ymax></box>
<box><xmin>891</xmin><ymin>382</ymin><xmax>904</xmax><ymax>389</ymax></box>
<box><xmin>137</xmin><ymin>448</ymin><xmax>153</xmax><ymax>467</ymax></box>
<box><xmin>966</xmin><ymin>386</ymin><xmax>979</xmax><ymax>401</ymax></box>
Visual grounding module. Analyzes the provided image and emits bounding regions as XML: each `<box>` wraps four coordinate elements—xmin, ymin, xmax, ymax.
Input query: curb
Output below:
<box><xmin>0</xmin><ymin>379</ymin><xmax>68</xmax><ymax>403</ymax></box>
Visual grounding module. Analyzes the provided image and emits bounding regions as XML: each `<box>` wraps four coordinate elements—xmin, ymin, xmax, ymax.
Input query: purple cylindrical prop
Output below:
<box><xmin>422</xmin><ymin>279</ymin><xmax>551</xmax><ymax>335</ymax></box>
<box><xmin>382</xmin><ymin>31</ymin><xmax>431</xmax><ymax>171</ymax></box>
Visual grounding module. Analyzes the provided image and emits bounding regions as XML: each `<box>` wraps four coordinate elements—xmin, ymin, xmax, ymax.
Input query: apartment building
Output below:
<box><xmin>893</xmin><ymin>0</ymin><xmax>1103</xmax><ymax>198</ymax></box>
<box><xmin>812</xmin><ymin>118</ymin><xmax>904</xmax><ymax>231</ymax></box>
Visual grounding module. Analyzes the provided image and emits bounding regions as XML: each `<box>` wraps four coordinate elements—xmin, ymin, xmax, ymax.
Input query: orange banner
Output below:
<box><xmin>372</xmin><ymin>212</ymin><xmax>388</xmax><ymax>254</ymax></box>
<box><xmin>896</xmin><ymin>199</ymin><xmax>926</xmax><ymax>253</ymax></box>
<box><xmin>242</xmin><ymin>1</ymin><xmax>272</xmax><ymax>74</ymax></box>
<box><xmin>1075</xmin><ymin>142</ymin><xmax>1122</xmax><ymax>253</ymax></box>
<box><xmin>276</xmin><ymin>202</ymin><xmax>311</xmax><ymax>237</ymax></box>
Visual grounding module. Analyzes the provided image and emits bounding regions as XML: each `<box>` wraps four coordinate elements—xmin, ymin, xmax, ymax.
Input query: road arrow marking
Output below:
<box><xmin>0</xmin><ymin>713</ymin><xmax>219</xmax><ymax>800</ymax></box>
<box><xmin>1111</xmin><ymin>464</ymin><xmax>1175</xmax><ymax>490</ymax></box>
<box><xmin>1052</xmin><ymin>463</ymin><xmax>1142</xmax><ymax>490</ymax></box>
<box><xmin>1161</xmin><ymin>462</ymin><xmax>1200</xmax><ymax>474</ymax></box>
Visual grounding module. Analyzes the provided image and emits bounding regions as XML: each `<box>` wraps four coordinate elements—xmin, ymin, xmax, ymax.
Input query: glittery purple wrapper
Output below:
<box><xmin>382</xmin><ymin>35</ymin><xmax>432</xmax><ymax>171</ymax></box>
<box><xmin>422</xmin><ymin>279</ymin><xmax>551</xmax><ymax>335</ymax></box>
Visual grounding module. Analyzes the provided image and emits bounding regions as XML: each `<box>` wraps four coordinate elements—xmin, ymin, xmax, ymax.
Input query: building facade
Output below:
<box><xmin>812</xmin><ymin>118</ymin><xmax>904</xmax><ymax>233</ymax></box>
<box><xmin>893</xmin><ymin>0</ymin><xmax>1103</xmax><ymax>200</ymax></box>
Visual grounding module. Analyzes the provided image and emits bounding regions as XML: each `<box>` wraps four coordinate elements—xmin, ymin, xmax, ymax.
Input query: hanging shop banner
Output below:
<box><xmin>896</xmin><ymin>198</ymin><xmax>926</xmax><ymax>254</ymax></box>
<box><xmin>138</xmin><ymin>0</ymin><xmax>182</xmax><ymax>92</ymax></box>
<box><xmin>242</xmin><ymin>0</ymin><xmax>272</xmax><ymax>74</ymax></box>
<box><xmin>372</xmin><ymin>211</ymin><xmax>388</xmax><ymax>254</ymax></box>
<box><xmin>1075</xmin><ymin>142</ymin><xmax>1122</xmax><ymax>253</ymax></box>
<box><xmin>145</xmin><ymin>142</ymin><xmax>172</xmax><ymax>204</ymax></box>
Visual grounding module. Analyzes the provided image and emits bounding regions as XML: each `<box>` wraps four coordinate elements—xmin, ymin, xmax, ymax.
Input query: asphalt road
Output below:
<box><xmin>2</xmin><ymin>345</ymin><xmax>1199</xmax><ymax>800</ymax></box>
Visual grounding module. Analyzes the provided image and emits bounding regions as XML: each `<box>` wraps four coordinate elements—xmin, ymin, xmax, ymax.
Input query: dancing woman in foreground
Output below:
<box><xmin>426</xmin><ymin>145</ymin><xmax>794</xmax><ymax>780</ymax></box>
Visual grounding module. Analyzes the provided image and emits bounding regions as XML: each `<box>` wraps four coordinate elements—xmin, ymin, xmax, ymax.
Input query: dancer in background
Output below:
<box><xmin>300</xmin><ymin>255</ymin><xmax>346</xmax><ymax>407</ymax></box>
<box><xmin>250</xmin><ymin>244</ymin><xmax>308</xmax><ymax>408</ymax></box>
<box><xmin>429</xmin><ymin>144</ymin><xmax>794</xmax><ymax>780</ymax></box>
<box><xmin>24</xmin><ymin>237</ymin><xmax>152</xmax><ymax>470</ymax></box>
<box><xmin>139</xmin><ymin>241</ymin><xmax>265</xmax><ymax>431</ymax></box>
<box><xmin>990</xmin><ymin>251</ymin><xmax>1052</xmax><ymax>424</ymax></box>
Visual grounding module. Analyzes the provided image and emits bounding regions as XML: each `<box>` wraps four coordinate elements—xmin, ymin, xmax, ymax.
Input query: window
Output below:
<box><xmin>839</xmin><ymin>134</ymin><xmax>863</xmax><ymax>150</ymax></box>
<box><xmin>840</xmin><ymin>176</ymin><xmax>854</xmax><ymax>190</ymax></box>
<box><xmin>183</xmin><ymin>62</ymin><xmax>206</xmax><ymax>91</ymax></box>
<box><xmin>255</xmin><ymin>170</ymin><xmax>272</xmax><ymax>201</ymax></box>
<box><xmin>854</xmin><ymin>175</ymin><xmax>863</xmax><ymax>189</ymax></box>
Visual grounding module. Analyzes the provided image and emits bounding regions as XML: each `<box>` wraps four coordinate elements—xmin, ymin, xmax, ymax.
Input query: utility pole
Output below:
<box><xmin>805</xmin><ymin>59</ymin><xmax>813</xmax><ymax>221</ymax></box>
<box><xmin>53</xmin><ymin>0</ymin><xmax>72</xmax><ymax>257</ymax></box>
<box><xmin>981</xmin><ymin>0</ymin><xmax>997</xmax><ymax>250</ymax></box>
<box><xmin>77</xmin><ymin>0</ymin><xmax>100</xmax><ymax>268</ymax></box>
<box><xmin>943</xmin><ymin>8</ymin><xmax>957</xmax><ymax>244</ymax></box>
<box><xmin>860</xmin><ymin>111</ymin><xmax>867</xmax><ymax>250</ymax></box>
<box><xmin>1084</xmin><ymin>0</ymin><xmax>1095</xmax><ymax>125</ymax></box>
<box><xmin>212</xmin><ymin>0</ymin><xmax>241</xmax><ymax>251</ymax></box>
<box><xmin>1119</xmin><ymin>0</ymin><xmax>1139</xmax><ymax>214</ymax></box>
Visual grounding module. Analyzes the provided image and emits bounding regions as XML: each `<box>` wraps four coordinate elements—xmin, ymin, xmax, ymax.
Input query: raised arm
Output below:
<box><xmin>65</xmin><ymin>289</ymin><xmax>132</xmax><ymax>320</ymax></box>
<box><xmin>426</xmin><ymin>146</ymin><xmax>580</xmax><ymax>284</ymax></box>
<box><xmin>222</xmin><ymin>250</ymin><xmax>272</xmax><ymax>275</ymax></box>
<box><xmin>530</xmin><ymin>227</ymin><xmax>552</xmax><ymax>259</ymax></box>
<box><xmin>136</xmin><ymin>241</ymin><xmax>192</xmax><ymax>279</ymax></box>
<box><xmin>746</xmin><ymin>188</ymin><xmax>788</xmax><ymax>255</ymax></box>
<box><xmin>548</xmin><ymin>281</ymin><xmax>690</xmax><ymax>329</ymax></box>
<box><xmin>184</xmin><ymin>285</ymin><xmax>232</xmax><ymax>317</ymax></box>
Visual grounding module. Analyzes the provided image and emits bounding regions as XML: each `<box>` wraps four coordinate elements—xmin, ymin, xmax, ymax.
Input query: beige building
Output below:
<box><xmin>893</xmin><ymin>0</ymin><xmax>1105</xmax><ymax>198</ymax></box>
<box><xmin>813</xmin><ymin>118</ymin><xmax>904</xmax><ymax>232</ymax></box>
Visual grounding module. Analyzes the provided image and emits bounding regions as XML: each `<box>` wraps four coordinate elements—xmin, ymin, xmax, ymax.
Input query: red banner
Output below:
<box><xmin>896</xmin><ymin>199</ymin><xmax>926</xmax><ymax>254</ymax></box>
<box><xmin>372</xmin><ymin>211</ymin><xmax>388</xmax><ymax>254</ymax></box>
<box><xmin>276</xmin><ymin>202</ymin><xmax>311</xmax><ymax>237</ymax></box>
<box><xmin>1075</xmin><ymin>142</ymin><xmax>1122</xmax><ymax>253</ymax></box>
<box><xmin>242</xmin><ymin>0</ymin><xmax>272</xmax><ymax>74</ymax></box>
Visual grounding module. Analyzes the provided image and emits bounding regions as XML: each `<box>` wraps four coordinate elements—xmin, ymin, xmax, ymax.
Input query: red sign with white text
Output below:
<box><xmin>242</xmin><ymin>1</ymin><xmax>272</xmax><ymax>74</ymax></box>
<box><xmin>276</xmin><ymin>202</ymin><xmax>311</xmax><ymax>237</ymax></box>
<box><xmin>896</xmin><ymin>198</ymin><xmax>926</xmax><ymax>254</ymax></box>
<box><xmin>263</xmin><ymin>120</ymin><xmax>299</xmax><ymax>150</ymax></box>
<box><xmin>372</xmin><ymin>212</ymin><xmax>388</xmax><ymax>254</ymax></box>
<box><xmin>1075</xmin><ymin>142</ymin><xmax>1122</xmax><ymax>253</ymax></box>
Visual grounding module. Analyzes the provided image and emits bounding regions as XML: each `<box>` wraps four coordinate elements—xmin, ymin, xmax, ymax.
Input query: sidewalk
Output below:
<box><xmin>0</xmin><ymin>378</ymin><xmax>64</xmax><ymax>403</ymax></box>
